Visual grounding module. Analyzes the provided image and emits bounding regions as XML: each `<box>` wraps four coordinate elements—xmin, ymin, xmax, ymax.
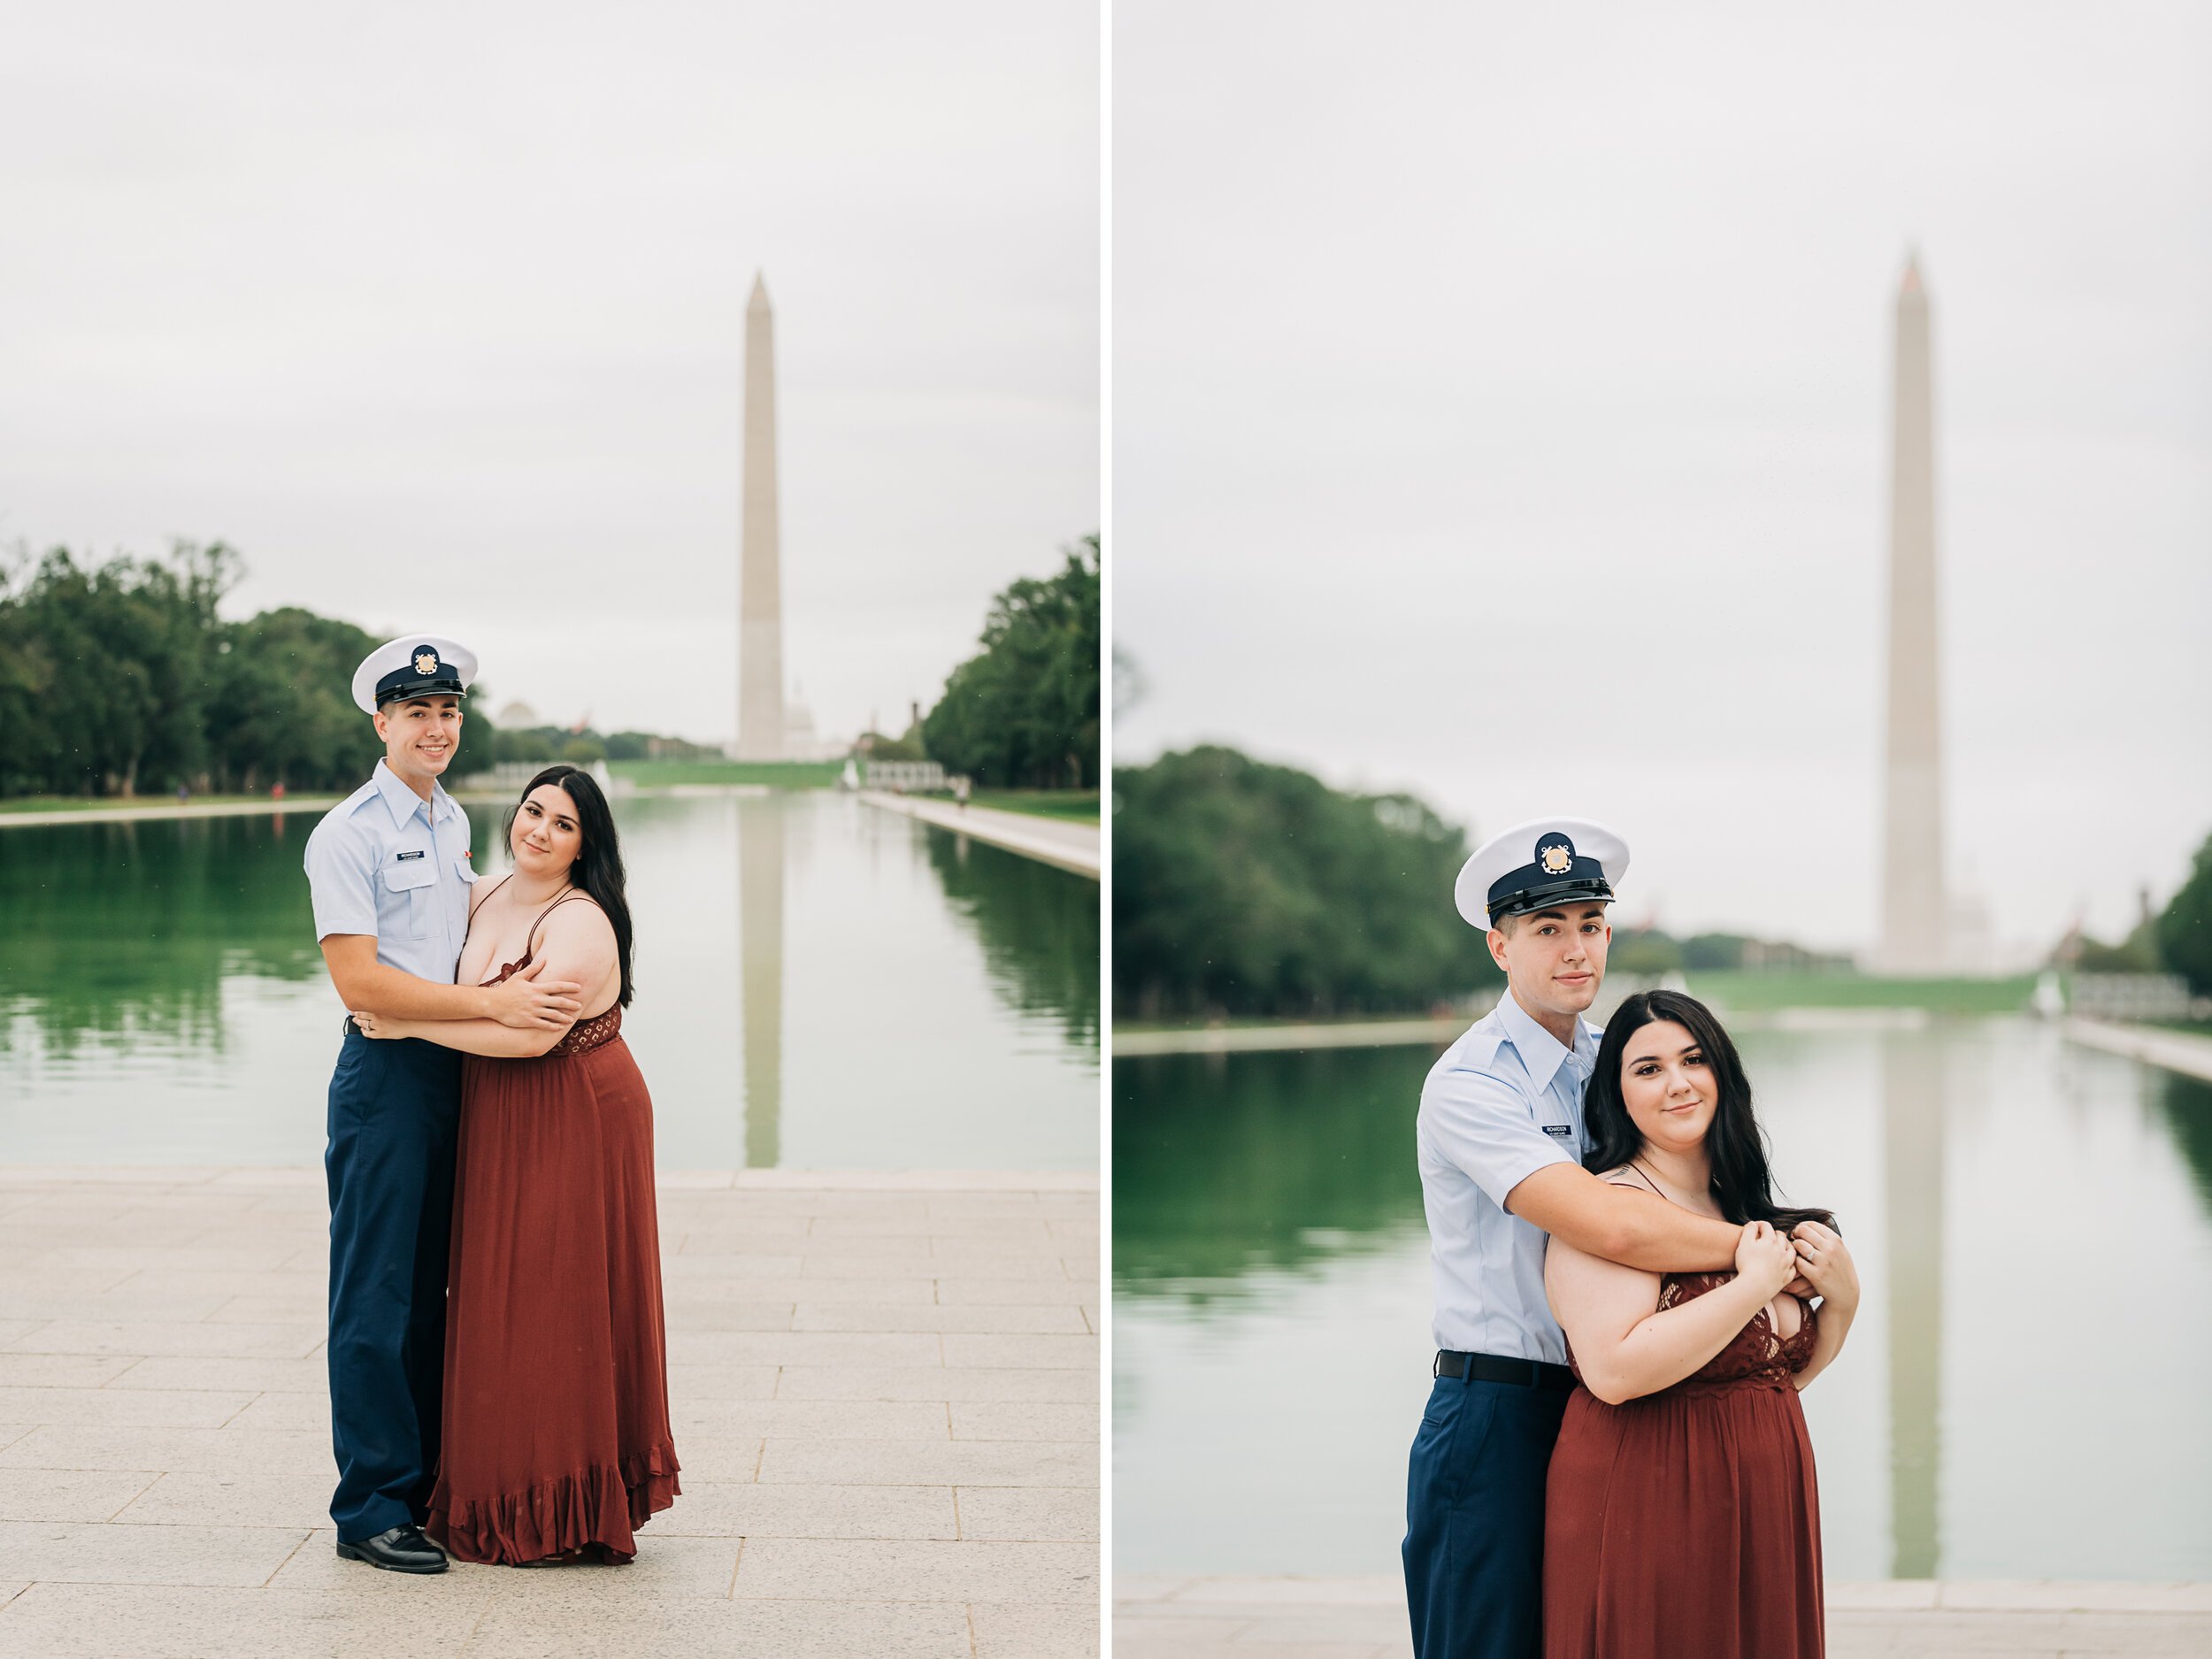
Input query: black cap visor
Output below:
<box><xmin>1486</xmin><ymin>874</ymin><xmax>1615</xmax><ymax>923</ymax></box>
<box><xmin>375</xmin><ymin>672</ymin><xmax>466</xmax><ymax>707</ymax></box>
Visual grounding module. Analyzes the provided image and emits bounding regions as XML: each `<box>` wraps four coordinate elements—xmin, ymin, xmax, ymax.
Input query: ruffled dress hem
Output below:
<box><xmin>428</xmin><ymin>1441</ymin><xmax>681</xmax><ymax>1565</ymax></box>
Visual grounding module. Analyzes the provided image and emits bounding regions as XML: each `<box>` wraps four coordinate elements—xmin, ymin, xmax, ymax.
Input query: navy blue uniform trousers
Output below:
<box><xmin>324</xmin><ymin>1026</ymin><xmax>461</xmax><ymax>1542</ymax></box>
<box><xmin>1403</xmin><ymin>1372</ymin><xmax>1570</xmax><ymax>1659</ymax></box>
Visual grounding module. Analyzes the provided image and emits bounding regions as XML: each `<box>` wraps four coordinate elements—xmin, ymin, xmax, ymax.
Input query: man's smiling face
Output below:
<box><xmin>1486</xmin><ymin>902</ymin><xmax>1611</xmax><ymax>1025</ymax></box>
<box><xmin>373</xmin><ymin>695</ymin><xmax>463</xmax><ymax>783</ymax></box>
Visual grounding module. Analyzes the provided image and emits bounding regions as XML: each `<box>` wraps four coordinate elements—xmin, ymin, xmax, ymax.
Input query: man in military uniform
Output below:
<box><xmin>1403</xmin><ymin>818</ymin><xmax>1783</xmax><ymax>1658</ymax></box>
<box><xmin>303</xmin><ymin>637</ymin><xmax>582</xmax><ymax>1574</ymax></box>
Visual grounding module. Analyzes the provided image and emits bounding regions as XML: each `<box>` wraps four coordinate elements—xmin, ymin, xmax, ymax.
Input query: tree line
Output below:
<box><xmin>0</xmin><ymin>541</ymin><xmax>762</xmax><ymax>799</ymax></box>
<box><xmin>2058</xmin><ymin>837</ymin><xmax>2212</xmax><ymax>997</ymax></box>
<box><xmin>0</xmin><ymin>543</ymin><xmax>398</xmax><ymax>797</ymax></box>
<box><xmin>922</xmin><ymin>536</ymin><xmax>1099</xmax><ymax>791</ymax></box>
<box><xmin>0</xmin><ymin>541</ymin><xmax>726</xmax><ymax>797</ymax></box>
<box><xmin>2147</xmin><ymin>833</ymin><xmax>2212</xmax><ymax>996</ymax></box>
<box><xmin>1113</xmin><ymin>745</ymin><xmax>1499</xmax><ymax>1022</ymax></box>
<box><xmin>1112</xmin><ymin>741</ymin><xmax>2212</xmax><ymax>1020</ymax></box>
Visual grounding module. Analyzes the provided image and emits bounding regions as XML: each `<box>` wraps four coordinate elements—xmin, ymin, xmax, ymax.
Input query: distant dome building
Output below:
<box><xmin>497</xmin><ymin>700</ymin><xmax>540</xmax><ymax>728</ymax></box>
<box><xmin>785</xmin><ymin>686</ymin><xmax>817</xmax><ymax>757</ymax></box>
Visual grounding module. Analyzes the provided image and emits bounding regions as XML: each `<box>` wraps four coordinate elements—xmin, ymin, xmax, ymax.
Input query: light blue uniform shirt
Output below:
<box><xmin>1416</xmin><ymin>993</ymin><xmax>1603</xmax><ymax>1364</ymax></box>
<box><xmin>303</xmin><ymin>761</ymin><xmax>478</xmax><ymax>983</ymax></box>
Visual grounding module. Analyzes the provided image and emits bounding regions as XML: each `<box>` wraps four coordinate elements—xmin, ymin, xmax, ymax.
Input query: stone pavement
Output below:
<box><xmin>858</xmin><ymin>794</ymin><xmax>1101</xmax><ymax>879</ymax></box>
<box><xmin>1114</xmin><ymin>1574</ymin><xmax>2212</xmax><ymax>1658</ymax></box>
<box><xmin>0</xmin><ymin>1165</ymin><xmax>1100</xmax><ymax>1658</ymax></box>
<box><xmin>2064</xmin><ymin>1016</ymin><xmax>2212</xmax><ymax>1084</ymax></box>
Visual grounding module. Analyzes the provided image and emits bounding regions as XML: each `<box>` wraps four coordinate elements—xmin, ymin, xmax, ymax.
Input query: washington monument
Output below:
<box><xmin>737</xmin><ymin>272</ymin><xmax>786</xmax><ymax>760</ymax></box>
<box><xmin>1878</xmin><ymin>251</ymin><xmax>1947</xmax><ymax>972</ymax></box>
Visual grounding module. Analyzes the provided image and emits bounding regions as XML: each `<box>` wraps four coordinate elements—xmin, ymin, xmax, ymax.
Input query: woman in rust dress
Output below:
<box><xmin>353</xmin><ymin>763</ymin><xmax>679</xmax><ymax>1563</ymax></box>
<box><xmin>1540</xmin><ymin>991</ymin><xmax>1859</xmax><ymax>1659</ymax></box>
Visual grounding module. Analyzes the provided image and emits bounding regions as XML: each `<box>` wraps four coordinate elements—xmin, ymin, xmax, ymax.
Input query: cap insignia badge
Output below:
<box><xmin>413</xmin><ymin>649</ymin><xmax>439</xmax><ymax>676</ymax></box>
<box><xmin>1539</xmin><ymin>842</ymin><xmax>1574</xmax><ymax>876</ymax></box>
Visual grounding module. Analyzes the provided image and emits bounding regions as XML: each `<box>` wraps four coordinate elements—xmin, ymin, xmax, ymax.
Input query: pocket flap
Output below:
<box><xmin>383</xmin><ymin>858</ymin><xmax>436</xmax><ymax>892</ymax></box>
<box><xmin>454</xmin><ymin>857</ymin><xmax>480</xmax><ymax>884</ymax></box>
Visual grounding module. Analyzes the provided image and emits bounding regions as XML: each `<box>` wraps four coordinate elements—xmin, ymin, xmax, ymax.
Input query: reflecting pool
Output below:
<box><xmin>1112</xmin><ymin>1018</ymin><xmax>2212</xmax><ymax>1579</ymax></box>
<box><xmin>0</xmin><ymin>791</ymin><xmax>1098</xmax><ymax>1171</ymax></box>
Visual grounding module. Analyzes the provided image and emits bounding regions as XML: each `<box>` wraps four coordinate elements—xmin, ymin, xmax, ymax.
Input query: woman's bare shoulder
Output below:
<box><xmin>541</xmin><ymin>891</ymin><xmax>617</xmax><ymax>944</ymax></box>
<box><xmin>467</xmin><ymin>871</ymin><xmax>511</xmax><ymax>919</ymax></box>
<box><xmin>1591</xmin><ymin>1166</ymin><xmax>1662</xmax><ymax>1197</ymax></box>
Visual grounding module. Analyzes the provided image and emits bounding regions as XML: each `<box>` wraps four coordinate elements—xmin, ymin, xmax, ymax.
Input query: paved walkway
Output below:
<box><xmin>0</xmin><ymin>790</ymin><xmax>540</xmax><ymax>831</ymax></box>
<box><xmin>1113</xmin><ymin>1018</ymin><xmax>1467</xmax><ymax>1057</ymax></box>
<box><xmin>0</xmin><ymin>1166</ymin><xmax>1100</xmax><ymax>1657</ymax></box>
<box><xmin>0</xmin><ymin>797</ymin><xmax>346</xmax><ymax>829</ymax></box>
<box><xmin>2064</xmin><ymin>1016</ymin><xmax>2212</xmax><ymax>1083</ymax></box>
<box><xmin>860</xmin><ymin>793</ymin><xmax>1100</xmax><ymax>879</ymax></box>
<box><xmin>1115</xmin><ymin>1574</ymin><xmax>2212</xmax><ymax>1656</ymax></box>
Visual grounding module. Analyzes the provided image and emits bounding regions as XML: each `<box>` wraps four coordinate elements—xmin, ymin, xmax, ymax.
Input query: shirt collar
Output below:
<box><xmin>1496</xmin><ymin>991</ymin><xmax>1597</xmax><ymax>1091</ymax></box>
<box><xmin>372</xmin><ymin>759</ymin><xmax>456</xmax><ymax>827</ymax></box>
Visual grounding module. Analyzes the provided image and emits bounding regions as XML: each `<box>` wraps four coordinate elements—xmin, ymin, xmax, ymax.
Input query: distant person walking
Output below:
<box><xmin>1403</xmin><ymin>820</ymin><xmax>1769</xmax><ymax>1659</ymax></box>
<box><xmin>304</xmin><ymin>637</ymin><xmax>582</xmax><ymax>1575</ymax></box>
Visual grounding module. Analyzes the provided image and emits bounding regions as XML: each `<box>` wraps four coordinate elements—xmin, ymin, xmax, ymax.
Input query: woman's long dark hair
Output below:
<box><xmin>1584</xmin><ymin>989</ymin><xmax>1832</xmax><ymax>1233</ymax></box>
<box><xmin>508</xmin><ymin>764</ymin><xmax>634</xmax><ymax>1008</ymax></box>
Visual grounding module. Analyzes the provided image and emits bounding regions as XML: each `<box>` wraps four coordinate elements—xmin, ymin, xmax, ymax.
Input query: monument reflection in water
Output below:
<box><xmin>0</xmin><ymin>791</ymin><xmax>1097</xmax><ymax>1171</ymax></box>
<box><xmin>1113</xmin><ymin>1022</ymin><xmax>2212</xmax><ymax>1581</ymax></box>
<box><xmin>740</xmin><ymin>794</ymin><xmax>785</xmax><ymax>1170</ymax></box>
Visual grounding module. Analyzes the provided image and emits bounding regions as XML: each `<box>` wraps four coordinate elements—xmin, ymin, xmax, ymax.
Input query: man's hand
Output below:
<box><xmin>1790</xmin><ymin>1221</ymin><xmax>1859</xmax><ymax>1315</ymax></box>
<box><xmin>482</xmin><ymin>956</ymin><xmax>584</xmax><ymax>1030</ymax></box>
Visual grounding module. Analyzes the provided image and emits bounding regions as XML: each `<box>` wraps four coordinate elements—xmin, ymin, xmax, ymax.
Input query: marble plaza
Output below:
<box><xmin>0</xmin><ymin>1166</ymin><xmax>1100</xmax><ymax>1658</ymax></box>
<box><xmin>1114</xmin><ymin>1575</ymin><xmax>2212</xmax><ymax>1659</ymax></box>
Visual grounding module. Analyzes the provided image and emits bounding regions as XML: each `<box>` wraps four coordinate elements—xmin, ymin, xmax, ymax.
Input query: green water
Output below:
<box><xmin>0</xmin><ymin>791</ymin><xmax>1098</xmax><ymax>1170</ymax></box>
<box><xmin>1113</xmin><ymin>1019</ymin><xmax>2212</xmax><ymax>1580</ymax></box>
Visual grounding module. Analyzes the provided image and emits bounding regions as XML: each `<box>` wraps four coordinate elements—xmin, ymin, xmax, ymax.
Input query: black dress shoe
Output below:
<box><xmin>335</xmin><ymin>1524</ymin><xmax>449</xmax><ymax>1573</ymax></box>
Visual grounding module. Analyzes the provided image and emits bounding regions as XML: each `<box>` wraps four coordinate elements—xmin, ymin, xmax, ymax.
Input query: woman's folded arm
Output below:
<box><xmin>1545</xmin><ymin>1238</ymin><xmax>1772</xmax><ymax>1405</ymax></box>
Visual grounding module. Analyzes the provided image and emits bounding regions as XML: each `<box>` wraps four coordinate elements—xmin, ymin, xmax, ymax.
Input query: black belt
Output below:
<box><xmin>1433</xmin><ymin>1350</ymin><xmax>1576</xmax><ymax>1393</ymax></box>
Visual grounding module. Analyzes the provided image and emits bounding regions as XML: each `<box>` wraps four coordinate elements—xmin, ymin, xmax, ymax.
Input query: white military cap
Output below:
<box><xmin>1455</xmin><ymin>816</ymin><xmax>1631</xmax><ymax>931</ymax></box>
<box><xmin>349</xmin><ymin>635</ymin><xmax>478</xmax><ymax>715</ymax></box>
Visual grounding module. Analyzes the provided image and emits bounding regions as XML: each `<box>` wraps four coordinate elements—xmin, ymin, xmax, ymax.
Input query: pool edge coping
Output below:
<box><xmin>1112</xmin><ymin>1572</ymin><xmax>2212</xmax><ymax>1613</ymax></box>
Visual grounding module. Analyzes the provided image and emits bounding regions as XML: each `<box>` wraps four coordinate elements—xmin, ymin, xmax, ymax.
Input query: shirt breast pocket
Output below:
<box><xmin>382</xmin><ymin>857</ymin><xmax>437</xmax><ymax>939</ymax></box>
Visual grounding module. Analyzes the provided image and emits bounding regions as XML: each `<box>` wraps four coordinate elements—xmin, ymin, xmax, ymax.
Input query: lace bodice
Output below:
<box><xmin>1569</xmin><ymin>1271</ymin><xmax>1818</xmax><ymax>1397</ymax></box>
<box><xmin>545</xmin><ymin>1003</ymin><xmax>622</xmax><ymax>1057</ymax></box>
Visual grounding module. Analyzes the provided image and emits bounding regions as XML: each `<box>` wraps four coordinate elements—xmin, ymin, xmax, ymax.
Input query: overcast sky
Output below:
<box><xmin>1115</xmin><ymin>1</ymin><xmax>2212</xmax><ymax>956</ymax></box>
<box><xmin>1</xmin><ymin>1</ymin><xmax>1097</xmax><ymax>746</ymax></box>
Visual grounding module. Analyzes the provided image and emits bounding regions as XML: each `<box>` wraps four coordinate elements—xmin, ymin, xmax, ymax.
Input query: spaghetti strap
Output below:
<box><xmin>1616</xmin><ymin>1164</ymin><xmax>1669</xmax><ymax>1201</ymax></box>
<box><xmin>480</xmin><ymin>888</ymin><xmax>603</xmax><ymax>988</ymax></box>
<box><xmin>473</xmin><ymin>872</ymin><xmax>515</xmax><ymax>915</ymax></box>
<box><xmin>522</xmin><ymin>889</ymin><xmax>594</xmax><ymax>961</ymax></box>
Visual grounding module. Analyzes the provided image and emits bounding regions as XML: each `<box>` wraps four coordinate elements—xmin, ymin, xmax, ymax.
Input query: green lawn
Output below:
<box><xmin>1681</xmin><ymin>971</ymin><xmax>2038</xmax><ymax>1014</ymax></box>
<box><xmin>973</xmin><ymin>789</ymin><xmax>1100</xmax><ymax>824</ymax></box>
<box><xmin>607</xmin><ymin>759</ymin><xmax>842</xmax><ymax>790</ymax></box>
